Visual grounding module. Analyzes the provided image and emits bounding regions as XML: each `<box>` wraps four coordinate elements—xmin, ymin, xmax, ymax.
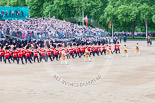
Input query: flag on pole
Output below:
<box><xmin>84</xmin><ymin>16</ymin><xmax>88</xmax><ymax>26</ymax></box>
<box><xmin>108</xmin><ymin>21</ymin><xmax>111</xmax><ymax>29</ymax></box>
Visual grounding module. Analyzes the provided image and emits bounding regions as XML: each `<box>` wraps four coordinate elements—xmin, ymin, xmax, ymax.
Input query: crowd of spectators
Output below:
<box><xmin>0</xmin><ymin>17</ymin><xmax>108</xmax><ymax>39</ymax></box>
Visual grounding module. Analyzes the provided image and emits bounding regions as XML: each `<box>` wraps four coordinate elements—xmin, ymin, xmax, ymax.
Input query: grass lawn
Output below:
<box><xmin>127</xmin><ymin>37</ymin><xmax>155</xmax><ymax>40</ymax></box>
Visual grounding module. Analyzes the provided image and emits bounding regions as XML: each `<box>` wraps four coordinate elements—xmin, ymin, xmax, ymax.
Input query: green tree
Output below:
<box><xmin>104</xmin><ymin>0</ymin><xmax>154</xmax><ymax>38</ymax></box>
<box><xmin>0</xmin><ymin>0</ymin><xmax>26</xmax><ymax>6</ymax></box>
<box><xmin>0</xmin><ymin>1</ymin><xmax>7</xmax><ymax>6</ymax></box>
<box><xmin>153</xmin><ymin>15</ymin><xmax>155</xmax><ymax>23</ymax></box>
<box><xmin>26</xmin><ymin>0</ymin><xmax>44</xmax><ymax>17</ymax></box>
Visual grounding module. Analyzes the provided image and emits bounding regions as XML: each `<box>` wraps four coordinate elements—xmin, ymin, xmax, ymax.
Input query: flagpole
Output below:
<box><xmin>145</xmin><ymin>18</ymin><xmax>148</xmax><ymax>39</ymax></box>
<box><xmin>82</xmin><ymin>11</ymin><xmax>84</xmax><ymax>26</ymax></box>
<box><xmin>146</xmin><ymin>21</ymin><xmax>148</xmax><ymax>39</ymax></box>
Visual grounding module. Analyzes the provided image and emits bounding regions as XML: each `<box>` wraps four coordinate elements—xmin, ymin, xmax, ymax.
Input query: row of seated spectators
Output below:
<box><xmin>0</xmin><ymin>10</ymin><xmax>24</xmax><ymax>17</ymax></box>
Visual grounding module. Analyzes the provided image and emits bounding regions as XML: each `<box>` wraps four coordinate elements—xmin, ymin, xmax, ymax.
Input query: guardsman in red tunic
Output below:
<box><xmin>25</xmin><ymin>49</ymin><xmax>32</xmax><ymax>64</ymax></box>
<box><xmin>76</xmin><ymin>47</ymin><xmax>81</xmax><ymax>58</ymax></box>
<box><xmin>69</xmin><ymin>47</ymin><xmax>74</xmax><ymax>59</ymax></box>
<box><xmin>116</xmin><ymin>43</ymin><xmax>120</xmax><ymax>54</ymax></box>
<box><xmin>12</xmin><ymin>49</ymin><xmax>18</xmax><ymax>63</ymax></box>
<box><xmin>40</xmin><ymin>48</ymin><xmax>47</xmax><ymax>62</ymax></box>
<box><xmin>98</xmin><ymin>46</ymin><xmax>102</xmax><ymax>55</ymax></box>
<box><xmin>17</xmin><ymin>49</ymin><xmax>24</xmax><ymax>64</ymax></box>
<box><xmin>34</xmin><ymin>49</ymin><xmax>40</xmax><ymax>63</ymax></box>
<box><xmin>29</xmin><ymin>48</ymin><xmax>33</xmax><ymax>61</ymax></box>
<box><xmin>46</xmin><ymin>48</ymin><xmax>53</xmax><ymax>61</ymax></box>
<box><xmin>73</xmin><ymin>47</ymin><xmax>77</xmax><ymax>57</ymax></box>
<box><xmin>0</xmin><ymin>47</ymin><xmax>5</xmax><ymax>62</ymax></box>
<box><xmin>113</xmin><ymin>42</ymin><xmax>120</xmax><ymax>54</ymax></box>
<box><xmin>51</xmin><ymin>47</ymin><xmax>54</xmax><ymax>57</ymax></box>
<box><xmin>80</xmin><ymin>46</ymin><xmax>85</xmax><ymax>56</ymax></box>
<box><xmin>94</xmin><ymin>46</ymin><xmax>99</xmax><ymax>56</ymax></box>
<box><xmin>65</xmin><ymin>48</ymin><xmax>69</xmax><ymax>59</ymax></box>
<box><xmin>116</xmin><ymin>42</ymin><xmax>120</xmax><ymax>54</ymax></box>
<box><xmin>9</xmin><ymin>49</ymin><xmax>13</xmax><ymax>61</ymax></box>
<box><xmin>90</xmin><ymin>46</ymin><xmax>94</xmax><ymax>56</ymax></box>
<box><xmin>113</xmin><ymin>44</ymin><xmax>117</xmax><ymax>54</ymax></box>
<box><xmin>22</xmin><ymin>48</ymin><xmax>26</xmax><ymax>62</ymax></box>
<box><xmin>53</xmin><ymin>49</ymin><xmax>59</xmax><ymax>61</ymax></box>
<box><xmin>4</xmin><ymin>49</ymin><xmax>11</xmax><ymax>64</ymax></box>
<box><xmin>102</xmin><ymin>45</ymin><xmax>106</xmax><ymax>55</ymax></box>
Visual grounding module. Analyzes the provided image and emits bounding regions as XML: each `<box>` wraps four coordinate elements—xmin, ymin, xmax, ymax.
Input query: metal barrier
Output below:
<box><xmin>2</xmin><ymin>29</ymin><xmax>154</xmax><ymax>40</ymax></box>
<box><xmin>2</xmin><ymin>30</ymin><xmax>107</xmax><ymax>40</ymax></box>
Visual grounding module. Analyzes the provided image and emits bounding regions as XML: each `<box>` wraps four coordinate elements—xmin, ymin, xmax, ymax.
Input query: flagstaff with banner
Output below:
<box><xmin>108</xmin><ymin>21</ymin><xmax>114</xmax><ymax>38</ymax></box>
<box><xmin>84</xmin><ymin>16</ymin><xmax>88</xmax><ymax>26</ymax></box>
<box><xmin>108</xmin><ymin>21</ymin><xmax>111</xmax><ymax>29</ymax></box>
